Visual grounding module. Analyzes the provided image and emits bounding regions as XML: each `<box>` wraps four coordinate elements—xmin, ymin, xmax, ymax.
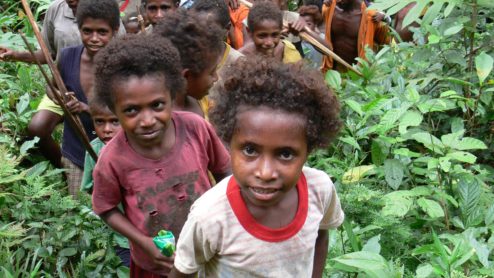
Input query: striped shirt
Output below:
<box><xmin>174</xmin><ymin>167</ymin><xmax>344</xmax><ymax>277</ymax></box>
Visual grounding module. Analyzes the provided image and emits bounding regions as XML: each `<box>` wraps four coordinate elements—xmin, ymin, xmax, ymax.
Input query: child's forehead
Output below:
<box><xmin>90</xmin><ymin>106</ymin><xmax>116</xmax><ymax>117</ymax></box>
<box><xmin>80</xmin><ymin>17</ymin><xmax>112</xmax><ymax>29</ymax></box>
<box><xmin>253</xmin><ymin>19</ymin><xmax>282</xmax><ymax>31</ymax></box>
<box><xmin>146</xmin><ymin>0</ymin><xmax>176</xmax><ymax>5</ymax></box>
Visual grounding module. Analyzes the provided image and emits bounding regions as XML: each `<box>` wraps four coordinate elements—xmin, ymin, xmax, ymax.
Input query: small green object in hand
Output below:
<box><xmin>153</xmin><ymin>230</ymin><xmax>175</xmax><ymax>257</ymax></box>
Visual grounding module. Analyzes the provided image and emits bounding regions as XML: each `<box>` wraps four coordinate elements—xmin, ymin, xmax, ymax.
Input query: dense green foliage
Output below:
<box><xmin>1</xmin><ymin>0</ymin><xmax>493</xmax><ymax>277</ymax></box>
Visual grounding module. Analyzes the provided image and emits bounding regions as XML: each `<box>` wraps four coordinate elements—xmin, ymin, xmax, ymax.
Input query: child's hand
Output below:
<box><xmin>65</xmin><ymin>92</ymin><xmax>89</xmax><ymax>114</ymax></box>
<box><xmin>225</xmin><ymin>0</ymin><xmax>239</xmax><ymax>10</ymax></box>
<box><xmin>323</xmin><ymin>0</ymin><xmax>333</xmax><ymax>7</ymax></box>
<box><xmin>141</xmin><ymin>236</ymin><xmax>175</xmax><ymax>272</ymax></box>
<box><xmin>372</xmin><ymin>12</ymin><xmax>386</xmax><ymax>23</ymax></box>
<box><xmin>0</xmin><ymin>46</ymin><xmax>15</xmax><ymax>62</ymax></box>
<box><xmin>285</xmin><ymin>18</ymin><xmax>307</xmax><ymax>36</ymax></box>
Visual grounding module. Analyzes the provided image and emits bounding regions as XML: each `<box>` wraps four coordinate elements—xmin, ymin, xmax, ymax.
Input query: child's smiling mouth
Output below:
<box><xmin>248</xmin><ymin>186</ymin><xmax>281</xmax><ymax>201</ymax></box>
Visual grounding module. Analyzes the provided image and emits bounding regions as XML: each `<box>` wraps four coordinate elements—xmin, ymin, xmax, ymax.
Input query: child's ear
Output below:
<box><xmin>182</xmin><ymin>68</ymin><xmax>191</xmax><ymax>80</ymax></box>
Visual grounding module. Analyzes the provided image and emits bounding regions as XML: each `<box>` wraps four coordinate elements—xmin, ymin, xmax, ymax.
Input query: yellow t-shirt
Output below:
<box><xmin>282</xmin><ymin>40</ymin><xmax>302</xmax><ymax>64</ymax></box>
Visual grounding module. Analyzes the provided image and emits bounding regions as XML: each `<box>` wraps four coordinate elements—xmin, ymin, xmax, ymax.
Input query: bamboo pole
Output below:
<box><xmin>238</xmin><ymin>0</ymin><xmax>363</xmax><ymax>76</ymax></box>
<box><xmin>20</xmin><ymin>0</ymin><xmax>98</xmax><ymax>161</ymax></box>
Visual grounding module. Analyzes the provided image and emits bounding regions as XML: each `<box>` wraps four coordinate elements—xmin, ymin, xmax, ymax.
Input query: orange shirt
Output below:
<box><xmin>229</xmin><ymin>5</ymin><xmax>250</xmax><ymax>49</ymax></box>
<box><xmin>321</xmin><ymin>1</ymin><xmax>390</xmax><ymax>72</ymax></box>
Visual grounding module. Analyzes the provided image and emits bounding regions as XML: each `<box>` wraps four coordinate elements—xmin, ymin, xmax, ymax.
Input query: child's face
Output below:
<box><xmin>125</xmin><ymin>21</ymin><xmax>140</xmax><ymax>34</ymax></box>
<box><xmin>251</xmin><ymin>19</ymin><xmax>282</xmax><ymax>56</ymax></box>
<box><xmin>230</xmin><ymin>106</ymin><xmax>308</xmax><ymax>207</ymax></box>
<box><xmin>112</xmin><ymin>75</ymin><xmax>173</xmax><ymax>150</ymax></box>
<box><xmin>145</xmin><ymin>0</ymin><xmax>177</xmax><ymax>25</ymax></box>
<box><xmin>80</xmin><ymin>18</ymin><xmax>114</xmax><ymax>57</ymax></box>
<box><xmin>302</xmin><ymin>15</ymin><xmax>316</xmax><ymax>31</ymax></box>
<box><xmin>185</xmin><ymin>53</ymin><xmax>221</xmax><ymax>100</ymax></box>
<box><xmin>91</xmin><ymin>107</ymin><xmax>121</xmax><ymax>144</ymax></box>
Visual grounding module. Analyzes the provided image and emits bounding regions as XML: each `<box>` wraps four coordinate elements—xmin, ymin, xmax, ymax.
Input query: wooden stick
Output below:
<box><xmin>136</xmin><ymin>2</ymin><xmax>146</xmax><ymax>33</ymax></box>
<box><xmin>238</xmin><ymin>0</ymin><xmax>362</xmax><ymax>76</ymax></box>
<box><xmin>20</xmin><ymin>0</ymin><xmax>98</xmax><ymax>161</ymax></box>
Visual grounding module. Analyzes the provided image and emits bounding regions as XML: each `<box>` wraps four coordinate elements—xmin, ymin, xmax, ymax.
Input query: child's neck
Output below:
<box><xmin>173</xmin><ymin>93</ymin><xmax>204</xmax><ymax>117</ymax></box>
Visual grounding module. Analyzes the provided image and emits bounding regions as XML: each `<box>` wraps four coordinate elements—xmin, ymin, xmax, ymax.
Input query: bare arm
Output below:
<box><xmin>312</xmin><ymin>229</ymin><xmax>329</xmax><ymax>278</ymax></box>
<box><xmin>100</xmin><ymin>208</ymin><xmax>174</xmax><ymax>271</ymax></box>
<box><xmin>0</xmin><ymin>47</ymin><xmax>47</xmax><ymax>64</ymax></box>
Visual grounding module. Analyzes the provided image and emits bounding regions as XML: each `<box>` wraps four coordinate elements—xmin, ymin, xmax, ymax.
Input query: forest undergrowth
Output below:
<box><xmin>1</xmin><ymin>0</ymin><xmax>494</xmax><ymax>277</ymax></box>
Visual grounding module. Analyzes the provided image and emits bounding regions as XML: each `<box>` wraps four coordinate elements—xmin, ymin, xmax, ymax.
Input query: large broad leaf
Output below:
<box><xmin>411</xmin><ymin>132</ymin><xmax>444</xmax><ymax>154</ymax></box>
<box><xmin>417</xmin><ymin>198</ymin><xmax>444</xmax><ymax>218</ymax></box>
<box><xmin>342</xmin><ymin>165</ymin><xmax>376</xmax><ymax>184</ymax></box>
<box><xmin>475</xmin><ymin>52</ymin><xmax>493</xmax><ymax>85</ymax></box>
<box><xmin>371</xmin><ymin>140</ymin><xmax>386</xmax><ymax>166</ymax></box>
<box><xmin>20</xmin><ymin>137</ymin><xmax>40</xmax><ymax>156</ymax></box>
<box><xmin>362</xmin><ymin>235</ymin><xmax>381</xmax><ymax>254</ymax></box>
<box><xmin>382</xmin><ymin>191</ymin><xmax>414</xmax><ymax>217</ymax></box>
<box><xmin>399</xmin><ymin>110</ymin><xmax>423</xmax><ymax>134</ymax></box>
<box><xmin>446</xmin><ymin>151</ymin><xmax>477</xmax><ymax>164</ymax></box>
<box><xmin>458</xmin><ymin>176</ymin><xmax>482</xmax><ymax>227</ymax></box>
<box><xmin>383</xmin><ymin>159</ymin><xmax>404</xmax><ymax>190</ymax></box>
<box><xmin>455</xmin><ymin>137</ymin><xmax>487</xmax><ymax>150</ymax></box>
<box><xmin>331</xmin><ymin>251</ymin><xmax>395</xmax><ymax>278</ymax></box>
<box><xmin>339</xmin><ymin>136</ymin><xmax>361</xmax><ymax>150</ymax></box>
<box><xmin>325</xmin><ymin>70</ymin><xmax>342</xmax><ymax>90</ymax></box>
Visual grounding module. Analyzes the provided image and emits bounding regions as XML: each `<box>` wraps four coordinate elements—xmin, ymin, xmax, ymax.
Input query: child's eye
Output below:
<box><xmin>94</xmin><ymin>119</ymin><xmax>104</xmax><ymax>125</ymax></box>
<box><xmin>279</xmin><ymin>149</ymin><xmax>294</xmax><ymax>161</ymax></box>
<box><xmin>111</xmin><ymin>120</ymin><xmax>120</xmax><ymax>126</ymax></box>
<box><xmin>123</xmin><ymin>107</ymin><xmax>137</xmax><ymax>115</ymax></box>
<box><xmin>152</xmin><ymin>102</ymin><xmax>165</xmax><ymax>110</ymax></box>
<box><xmin>242</xmin><ymin>145</ymin><xmax>257</xmax><ymax>157</ymax></box>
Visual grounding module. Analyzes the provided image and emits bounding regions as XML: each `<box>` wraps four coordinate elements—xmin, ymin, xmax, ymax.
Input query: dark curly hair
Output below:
<box><xmin>142</xmin><ymin>0</ymin><xmax>180</xmax><ymax>7</ymax></box>
<box><xmin>76</xmin><ymin>0</ymin><xmax>120</xmax><ymax>31</ymax></box>
<box><xmin>247</xmin><ymin>1</ymin><xmax>282</xmax><ymax>31</ymax></box>
<box><xmin>303</xmin><ymin>0</ymin><xmax>323</xmax><ymax>12</ymax></box>
<box><xmin>154</xmin><ymin>9</ymin><xmax>224</xmax><ymax>75</ymax></box>
<box><xmin>209</xmin><ymin>57</ymin><xmax>341</xmax><ymax>152</ymax></box>
<box><xmin>94</xmin><ymin>34</ymin><xmax>185</xmax><ymax>112</ymax></box>
<box><xmin>191</xmin><ymin>0</ymin><xmax>230</xmax><ymax>30</ymax></box>
<box><xmin>298</xmin><ymin>5</ymin><xmax>323</xmax><ymax>26</ymax></box>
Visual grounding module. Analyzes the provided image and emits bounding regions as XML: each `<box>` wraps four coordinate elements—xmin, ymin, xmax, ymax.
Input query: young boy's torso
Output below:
<box><xmin>92</xmin><ymin>111</ymin><xmax>230</xmax><ymax>274</ymax></box>
<box><xmin>174</xmin><ymin>167</ymin><xmax>344</xmax><ymax>277</ymax></box>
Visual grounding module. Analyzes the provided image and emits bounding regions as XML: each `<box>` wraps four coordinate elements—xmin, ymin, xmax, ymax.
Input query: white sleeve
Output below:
<box><xmin>174</xmin><ymin>208</ymin><xmax>217</xmax><ymax>274</ymax></box>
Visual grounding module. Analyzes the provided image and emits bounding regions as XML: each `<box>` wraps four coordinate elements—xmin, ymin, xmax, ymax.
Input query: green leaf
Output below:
<box><xmin>331</xmin><ymin>251</ymin><xmax>394</xmax><ymax>278</ymax></box>
<box><xmin>443</xmin><ymin>24</ymin><xmax>463</xmax><ymax>36</ymax></box>
<box><xmin>362</xmin><ymin>235</ymin><xmax>381</xmax><ymax>254</ymax></box>
<box><xmin>417</xmin><ymin>198</ymin><xmax>444</xmax><ymax>218</ymax></box>
<box><xmin>455</xmin><ymin>137</ymin><xmax>487</xmax><ymax>150</ymax></box>
<box><xmin>339</xmin><ymin>136</ymin><xmax>361</xmax><ymax>150</ymax></box>
<box><xmin>58</xmin><ymin>247</ymin><xmax>77</xmax><ymax>257</ymax></box>
<box><xmin>411</xmin><ymin>132</ymin><xmax>444</xmax><ymax>154</ymax></box>
<box><xmin>20</xmin><ymin>137</ymin><xmax>40</xmax><ymax>156</ymax></box>
<box><xmin>475</xmin><ymin>52</ymin><xmax>493</xmax><ymax>85</ymax></box>
<box><xmin>446</xmin><ymin>151</ymin><xmax>477</xmax><ymax>164</ymax></box>
<box><xmin>484</xmin><ymin>204</ymin><xmax>494</xmax><ymax>226</ymax></box>
<box><xmin>478</xmin><ymin>0</ymin><xmax>494</xmax><ymax>8</ymax></box>
<box><xmin>383</xmin><ymin>159</ymin><xmax>404</xmax><ymax>190</ymax></box>
<box><xmin>458</xmin><ymin>176</ymin><xmax>482</xmax><ymax>228</ymax></box>
<box><xmin>16</xmin><ymin>93</ymin><xmax>30</xmax><ymax>115</ymax></box>
<box><xmin>342</xmin><ymin>165</ymin><xmax>376</xmax><ymax>184</ymax></box>
<box><xmin>399</xmin><ymin>110</ymin><xmax>423</xmax><ymax>134</ymax></box>
<box><xmin>382</xmin><ymin>191</ymin><xmax>413</xmax><ymax>217</ymax></box>
<box><xmin>417</xmin><ymin>98</ymin><xmax>456</xmax><ymax>113</ymax></box>
<box><xmin>344</xmin><ymin>100</ymin><xmax>364</xmax><ymax>116</ymax></box>
<box><xmin>416</xmin><ymin>263</ymin><xmax>434</xmax><ymax>278</ymax></box>
<box><xmin>371</xmin><ymin>140</ymin><xmax>386</xmax><ymax>166</ymax></box>
<box><xmin>450</xmin><ymin>117</ymin><xmax>464</xmax><ymax>133</ymax></box>
<box><xmin>117</xmin><ymin>266</ymin><xmax>130</xmax><ymax>278</ymax></box>
<box><xmin>325</xmin><ymin>70</ymin><xmax>342</xmax><ymax>90</ymax></box>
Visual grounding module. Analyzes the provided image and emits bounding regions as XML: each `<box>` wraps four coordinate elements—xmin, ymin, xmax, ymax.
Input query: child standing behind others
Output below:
<box><xmin>170</xmin><ymin>57</ymin><xmax>344</xmax><ymax>278</ymax></box>
<box><xmin>91</xmin><ymin>34</ymin><xmax>231</xmax><ymax>277</ymax></box>
<box><xmin>299</xmin><ymin>4</ymin><xmax>325</xmax><ymax>68</ymax></box>
<box><xmin>80</xmin><ymin>96</ymin><xmax>130</xmax><ymax>267</ymax></box>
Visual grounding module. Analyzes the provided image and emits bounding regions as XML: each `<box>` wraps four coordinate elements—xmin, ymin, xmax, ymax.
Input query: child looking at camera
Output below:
<box><xmin>170</xmin><ymin>57</ymin><xmax>344</xmax><ymax>277</ymax></box>
<box><xmin>91</xmin><ymin>34</ymin><xmax>231</xmax><ymax>277</ymax></box>
<box><xmin>240</xmin><ymin>1</ymin><xmax>302</xmax><ymax>64</ymax></box>
<box><xmin>80</xmin><ymin>96</ymin><xmax>130</xmax><ymax>267</ymax></box>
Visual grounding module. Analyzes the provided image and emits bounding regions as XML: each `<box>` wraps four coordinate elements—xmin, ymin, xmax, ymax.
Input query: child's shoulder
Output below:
<box><xmin>302</xmin><ymin>166</ymin><xmax>335</xmax><ymax>192</ymax></box>
<box><xmin>187</xmin><ymin>176</ymin><xmax>232</xmax><ymax>220</ymax></box>
<box><xmin>173</xmin><ymin>110</ymin><xmax>212</xmax><ymax>133</ymax></box>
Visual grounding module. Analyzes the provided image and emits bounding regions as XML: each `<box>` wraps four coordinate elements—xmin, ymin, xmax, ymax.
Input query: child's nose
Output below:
<box><xmin>139</xmin><ymin>110</ymin><xmax>157</xmax><ymax>127</ymax></box>
<box><xmin>156</xmin><ymin>8</ymin><xmax>164</xmax><ymax>18</ymax></box>
<box><xmin>255</xmin><ymin>157</ymin><xmax>278</xmax><ymax>182</ymax></box>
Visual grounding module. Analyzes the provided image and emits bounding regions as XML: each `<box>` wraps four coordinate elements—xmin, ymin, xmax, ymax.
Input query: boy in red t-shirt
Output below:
<box><xmin>91</xmin><ymin>34</ymin><xmax>231</xmax><ymax>277</ymax></box>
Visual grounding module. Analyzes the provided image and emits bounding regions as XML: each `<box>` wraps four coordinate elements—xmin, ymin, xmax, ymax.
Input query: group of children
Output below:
<box><xmin>2</xmin><ymin>0</ymin><xmax>353</xmax><ymax>276</ymax></box>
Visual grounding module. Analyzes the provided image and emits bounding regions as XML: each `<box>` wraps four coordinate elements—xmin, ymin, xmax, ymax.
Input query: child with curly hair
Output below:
<box><xmin>240</xmin><ymin>1</ymin><xmax>302</xmax><ymax>64</ymax></box>
<box><xmin>154</xmin><ymin>9</ymin><xmax>224</xmax><ymax>118</ymax></box>
<box><xmin>169</xmin><ymin>57</ymin><xmax>344</xmax><ymax>278</ymax></box>
<box><xmin>91</xmin><ymin>34</ymin><xmax>231</xmax><ymax>277</ymax></box>
<box><xmin>299</xmin><ymin>4</ymin><xmax>325</xmax><ymax>68</ymax></box>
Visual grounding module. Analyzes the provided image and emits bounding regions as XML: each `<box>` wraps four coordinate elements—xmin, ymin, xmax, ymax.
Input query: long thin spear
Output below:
<box><xmin>20</xmin><ymin>0</ymin><xmax>98</xmax><ymax>161</ymax></box>
<box><xmin>238</xmin><ymin>0</ymin><xmax>362</xmax><ymax>76</ymax></box>
<box><xmin>136</xmin><ymin>0</ymin><xmax>146</xmax><ymax>33</ymax></box>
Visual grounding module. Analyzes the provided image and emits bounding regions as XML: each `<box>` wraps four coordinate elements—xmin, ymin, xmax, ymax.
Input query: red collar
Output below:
<box><xmin>226</xmin><ymin>174</ymin><xmax>308</xmax><ymax>242</ymax></box>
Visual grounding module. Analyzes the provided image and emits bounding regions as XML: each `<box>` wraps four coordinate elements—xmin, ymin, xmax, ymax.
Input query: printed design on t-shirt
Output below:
<box><xmin>136</xmin><ymin>171</ymin><xmax>202</xmax><ymax>237</ymax></box>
